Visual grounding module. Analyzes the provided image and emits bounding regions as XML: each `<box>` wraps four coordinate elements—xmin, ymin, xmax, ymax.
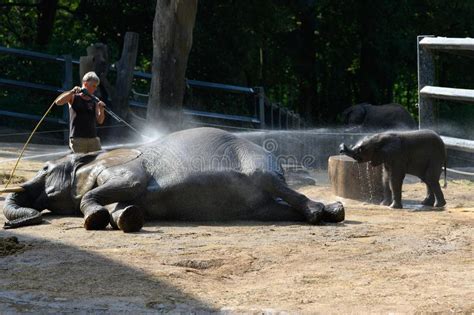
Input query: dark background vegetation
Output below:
<box><xmin>1</xmin><ymin>0</ymin><xmax>474</xmax><ymax>135</ymax></box>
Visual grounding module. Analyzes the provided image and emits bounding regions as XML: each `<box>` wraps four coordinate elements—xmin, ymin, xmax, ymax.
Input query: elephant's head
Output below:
<box><xmin>3</xmin><ymin>153</ymin><xmax>98</xmax><ymax>229</ymax></box>
<box><xmin>341</xmin><ymin>103</ymin><xmax>371</xmax><ymax>126</ymax></box>
<box><xmin>339</xmin><ymin>133</ymin><xmax>402</xmax><ymax>166</ymax></box>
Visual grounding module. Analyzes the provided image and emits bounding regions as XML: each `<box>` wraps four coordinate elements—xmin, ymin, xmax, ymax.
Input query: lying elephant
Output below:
<box><xmin>340</xmin><ymin>129</ymin><xmax>446</xmax><ymax>209</ymax></box>
<box><xmin>3</xmin><ymin>127</ymin><xmax>344</xmax><ymax>232</ymax></box>
<box><xmin>341</xmin><ymin>103</ymin><xmax>417</xmax><ymax>131</ymax></box>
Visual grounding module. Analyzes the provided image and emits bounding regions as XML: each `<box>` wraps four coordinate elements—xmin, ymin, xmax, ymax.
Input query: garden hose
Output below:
<box><xmin>2</xmin><ymin>91</ymin><xmax>69</xmax><ymax>190</ymax></box>
<box><xmin>2</xmin><ymin>89</ymin><xmax>149</xmax><ymax>192</ymax></box>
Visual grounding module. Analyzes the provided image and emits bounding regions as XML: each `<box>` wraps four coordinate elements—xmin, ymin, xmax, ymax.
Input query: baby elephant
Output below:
<box><xmin>340</xmin><ymin>130</ymin><xmax>447</xmax><ymax>209</ymax></box>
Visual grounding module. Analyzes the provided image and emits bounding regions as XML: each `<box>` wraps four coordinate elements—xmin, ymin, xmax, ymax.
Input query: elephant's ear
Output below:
<box><xmin>341</xmin><ymin>107</ymin><xmax>353</xmax><ymax>124</ymax></box>
<box><xmin>372</xmin><ymin>134</ymin><xmax>402</xmax><ymax>166</ymax></box>
<box><xmin>71</xmin><ymin>152</ymin><xmax>101</xmax><ymax>176</ymax></box>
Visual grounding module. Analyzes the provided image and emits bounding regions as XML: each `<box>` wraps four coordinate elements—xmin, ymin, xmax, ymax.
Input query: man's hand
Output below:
<box><xmin>71</xmin><ymin>86</ymin><xmax>82</xmax><ymax>94</ymax></box>
<box><xmin>97</xmin><ymin>101</ymin><xmax>106</xmax><ymax>108</ymax></box>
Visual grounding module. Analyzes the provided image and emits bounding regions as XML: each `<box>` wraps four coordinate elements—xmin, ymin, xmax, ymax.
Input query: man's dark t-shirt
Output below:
<box><xmin>69</xmin><ymin>95</ymin><xmax>97</xmax><ymax>138</ymax></box>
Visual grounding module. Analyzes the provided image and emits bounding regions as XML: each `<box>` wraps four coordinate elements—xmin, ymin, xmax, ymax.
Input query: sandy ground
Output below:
<box><xmin>0</xmin><ymin>153</ymin><xmax>473</xmax><ymax>313</ymax></box>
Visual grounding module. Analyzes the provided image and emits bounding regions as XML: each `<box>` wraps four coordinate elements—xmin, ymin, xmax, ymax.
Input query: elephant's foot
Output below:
<box><xmin>434</xmin><ymin>199</ymin><xmax>446</xmax><ymax>208</ymax></box>
<box><xmin>304</xmin><ymin>200</ymin><xmax>324</xmax><ymax>224</ymax></box>
<box><xmin>389</xmin><ymin>201</ymin><xmax>403</xmax><ymax>209</ymax></box>
<box><xmin>421</xmin><ymin>197</ymin><xmax>435</xmax><ymax>206</ymax></box>
<box><xmin>84</xmin><ymin>208</ymin><xmax>110</xmax><ymax>230</ymax></box>
<box><xmin>322</xmin><ymin>202</ymin><xmax>345</xmax><ymax>223</ymax></box>
<box><xmin>380</xmin><ymin>199</ymin><xmax>392</xmax><ymax>206</ymax></box>
<box><xmin>112</xmin><ymin>205</ymin><xmax>144</xmax><ymax>233</ymax></box>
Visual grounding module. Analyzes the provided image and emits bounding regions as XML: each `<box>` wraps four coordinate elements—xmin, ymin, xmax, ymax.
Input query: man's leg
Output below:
<box><xmin>87</xmin><ymin>137</ymin><xmax>102</xmax><ymax>152</ymax></box>
<box><xmin>69</xmin><ymin>137</ymin><xmax>88</xmax><ymax>153</ymax></box>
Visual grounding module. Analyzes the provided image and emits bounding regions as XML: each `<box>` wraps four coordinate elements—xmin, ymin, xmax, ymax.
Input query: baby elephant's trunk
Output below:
<box><xmin>339</xmin><ymin>143</ymin><xmax>354</xmax><ymax>157</ymax></box>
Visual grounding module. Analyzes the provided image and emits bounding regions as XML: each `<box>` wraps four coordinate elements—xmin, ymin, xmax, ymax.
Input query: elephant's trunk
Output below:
<box><xmin>3</xmin><ymin>176</ymin><xmax>45</xmax><ymax>229</ymax></box>
<box><xmin>339</xmin><ymin>143</ymin><xmax>360</xmax><ymax>161</ymax></box>
<box><xmin>3</xmin><ymin>192</ymin><xmax>43</xmax><ymax>229</ymax></box>
<box><xmin>339</xmin><ymin>143</ymin><xmax>353</xmax><ymax>156</ymax></box>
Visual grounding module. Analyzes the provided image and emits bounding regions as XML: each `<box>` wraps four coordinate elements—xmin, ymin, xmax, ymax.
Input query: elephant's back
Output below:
<box><xmin>368</xmin><ymin>103</ymin><xmax>416</xmax><ymax>129</ymax></box>
<box><xmin>140</xmin><ymin>127</ymin><xmax>282</xmax><ymax>187</ymax></box>
<box><xmin>404</xmin><ymin>130</ymin><xmax>446</xmax><ymax>154</ymax></box>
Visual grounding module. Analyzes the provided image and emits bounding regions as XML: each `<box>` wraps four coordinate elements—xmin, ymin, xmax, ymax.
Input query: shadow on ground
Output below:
<box><xmin>0</xmin><ymin>230</ymin><xmax>215</xmax><ymax>313</ymax></box>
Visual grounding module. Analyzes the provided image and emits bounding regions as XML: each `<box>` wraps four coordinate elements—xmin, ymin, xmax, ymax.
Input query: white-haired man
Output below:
<box><xmin>56</xmin><ymin>71</ymin><xmax>106</xmax><ymax>153</ymax></box>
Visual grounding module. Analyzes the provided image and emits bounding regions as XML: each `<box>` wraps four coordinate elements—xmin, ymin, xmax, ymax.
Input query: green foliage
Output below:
<box><xmin>1</xmin><ymin>0</ymin><xmax>474</xmax><ymax>130</ymax></box>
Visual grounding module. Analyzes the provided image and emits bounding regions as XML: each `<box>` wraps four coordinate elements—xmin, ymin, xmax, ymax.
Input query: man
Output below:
<box><xmin>55</xmin><ymin>71</ymin><xmax>106</xmax><ymax>153</ymax></box>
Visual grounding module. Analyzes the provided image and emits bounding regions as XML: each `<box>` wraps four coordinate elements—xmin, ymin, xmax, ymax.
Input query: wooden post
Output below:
<box><xmin>270</xmin><ymin>104</ymin><xmax>276</xmax><ymax>129</ymax></box>
<box><xmin>418</xmin><ymin>35</ymin><xmax>436</xmax><ymax>130</ymax></box>
<box><xmin>62</xmin><ymin>54</ymin><xmax>73</xmax><ymax>144</ymax></box>
<box><xmin>255</xmin><ymin>87</ymin><xmax>265</xmax><ymax>129</ymax></box>
<box><xmin>79</xmin><ymin>43</ymin><xmax>110</xmax><ymax>105</ymax></box>
<box><xmin>113</xmin><ymin>32</ymin><xmax>139</xmax><ymax>119</ymax></box>
<box><xmin>276</xmin><ymin>104</ymin><xmax>282</xmax><ymax>129</ymax></box>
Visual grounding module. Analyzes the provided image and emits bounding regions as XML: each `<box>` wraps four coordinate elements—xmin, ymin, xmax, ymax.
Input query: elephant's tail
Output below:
<box><xmin>443</xmin><ymin>160</ymin><xmax>447</xmax><ymax>189</ymax></box>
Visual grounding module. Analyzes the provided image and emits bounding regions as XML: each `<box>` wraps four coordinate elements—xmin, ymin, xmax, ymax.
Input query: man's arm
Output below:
<box><xmin>55</xmin><ymin>86</ymin><xmax>81</xmax><ymax>105</ymax></box>
<box><xmin>96</xmin><ymin>101</ymin><xmax>106</xmax><ymax>125</ymax></box>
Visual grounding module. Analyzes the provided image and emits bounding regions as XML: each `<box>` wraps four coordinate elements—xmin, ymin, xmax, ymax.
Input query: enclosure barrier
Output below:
<box><xmin>418</xmin><ymin>36</ymin><xmax>474</xmax><ymax>177</ymax></box>
<box><xmin>418</xmin><ymin>36</ymin><xmax>474</xmax><ymax>152</ymax></box>
<box><xmin>0</xmin><ymin>46</ymin><xmax>302</xmax><ymax>133</ymax></box>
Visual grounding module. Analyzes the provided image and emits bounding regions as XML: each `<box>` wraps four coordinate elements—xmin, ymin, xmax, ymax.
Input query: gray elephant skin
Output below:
<box><xmin>3</xmin><ymin>127</ymin><xmax>344</xmax><ymax>232</ymax></box>
<box><xmin>340</xmin><ymin>130</ymin><xmax>446</xmax><ymax>209</ymax></box>
<box><xmin>341</xmin><ymin>103</ymin><xmax>417</xmax><ymax>131</ymax></box>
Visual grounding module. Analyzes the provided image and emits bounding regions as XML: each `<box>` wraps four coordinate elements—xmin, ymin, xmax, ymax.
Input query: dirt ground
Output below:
<box><xmin>0</xmin><ymin>157</ymin><xmax>473</xmax><ymax>313</ymax></box>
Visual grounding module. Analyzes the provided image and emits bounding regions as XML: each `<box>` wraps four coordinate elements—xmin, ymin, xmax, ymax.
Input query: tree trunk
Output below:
<box><xmin>328</xmin><ymin>155</ymin><xmax>384</xmax><ymax>203</ymax></box>
<box><xmin>147</xmin><ymin>0</ymin><xmax>198</xmax><ymax>133</ymax></box>
<box><xmin>36</xmin><ymin>0</ymin><xmax>58</xmax><ymax>47</ymax></box>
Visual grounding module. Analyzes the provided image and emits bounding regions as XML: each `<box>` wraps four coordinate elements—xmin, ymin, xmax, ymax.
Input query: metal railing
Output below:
<box><xmin>417</xmin><ymin>35</ymin><xmax>474</xmax><ymax>177</ymax></box>
<box><xmin>418</xmin><ymin>35</ymin><xmax>474</xmax><ymax>153</ymax></box>
<box><xmin>0</xmin><ymin>45</ymin><xmax>303</xmax><ymax>132</ymax></box>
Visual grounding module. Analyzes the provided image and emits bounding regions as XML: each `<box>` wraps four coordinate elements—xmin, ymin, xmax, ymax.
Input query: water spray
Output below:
<box><xmin>80</xmin><ymin>88</ymin><xmax>150</xmax><ymax>140</ymax></box>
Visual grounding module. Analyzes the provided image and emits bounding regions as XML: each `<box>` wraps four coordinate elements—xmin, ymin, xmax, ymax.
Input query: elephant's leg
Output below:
<box><xmin>251</xmin><ymin>198</ymin><xmax>305</xmax><ymax>221</ymax></box>
<box><xmin>421</xmin><ymin>182</ymin><xmax>435</xmax><ymax>206</ymax></box>
<box><xmin>81</xmin><ymin>177</ymin><xmax>146</xmax><ymax>230</ymax></box>
<box><xmin>256</xmin><ymin>172</ymin><xmax>344</xmax><ymax>224</ymax></box>
<box><xmin>380</xmin><ymin>167</ymin><xmax>392</xmax><ymax>206</ymax></box>
<box><xmin>428</xmin><ymin>180</ymin><xmax>446</xmax><ymax>207</ymax></box>
<box><xmin>108</xmin><ymin>202</ymin><xmax>144</xmax><ymax>233</ymax></box>
<box><xmin>424</xmin><ymin>165</ymin><xmax>446</xmax><ymax>208</ymax></box>
<box><xmin>389</xmin><ymin>171</ymin><xmax>405</xmax><ymax>209</ymax></box>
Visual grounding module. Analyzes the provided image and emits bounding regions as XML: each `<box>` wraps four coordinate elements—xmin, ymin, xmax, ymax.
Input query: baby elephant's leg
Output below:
<box><xmin>421</xmin><ymin>182</ymin><xmax>435</xmax><ymax>206</ymax></box>
<box><xmin>389</xmin><ymin>172</ymin><xmax>405</xmax><ymax>209</ymax></box>
<box><xmin>429</xmin><ymin>180</ymin><xmax>446</xmax><ymax>207</ymax></box>
<box><xmin>380</xmin><ymin>167</ymin><xmax>392</xmax><ymax>206</ymax></box>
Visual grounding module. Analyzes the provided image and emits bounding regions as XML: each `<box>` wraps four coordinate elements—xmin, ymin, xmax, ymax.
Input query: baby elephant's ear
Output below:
<box><xmin>370</xmin><ymin>134</ymin><xmax>402</xmax><ymax>166</ymax></box>
<box><xmin>379</xmin><ymin>134</ymin><xmax>402</xmax><ymax>161</ymax></box>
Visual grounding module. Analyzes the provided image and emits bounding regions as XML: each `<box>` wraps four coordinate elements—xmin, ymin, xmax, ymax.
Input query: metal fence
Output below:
<box><xmin>418</xmin><ymin>35</ymin><xmax>474</xmax><ymax>152</ymax></box>
<box><xmin>0</xmin><ymin>45</ymin><xmax>303</xmax><ymax>135</ymax></box>
<box><xmin>417</xmin><ymin>35</ymin><xmax>474</xmax><ymax>177</ymax></box>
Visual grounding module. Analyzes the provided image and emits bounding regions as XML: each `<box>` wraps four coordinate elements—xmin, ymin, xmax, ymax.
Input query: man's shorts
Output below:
<box><xmin>69</xmin><ymin>137</ymin><xmax>102</xmax><ymax>153</ymax></box>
